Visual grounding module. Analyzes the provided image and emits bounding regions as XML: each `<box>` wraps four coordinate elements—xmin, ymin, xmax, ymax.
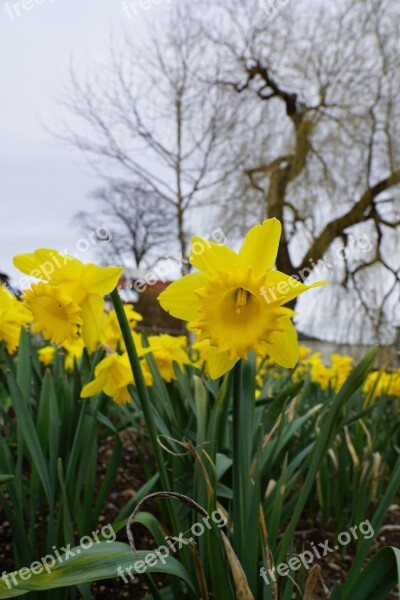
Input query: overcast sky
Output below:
<box><xmin>0</xmin><ymin>0</ymin><xmax>166</xmax><ymax>285</ymax></box>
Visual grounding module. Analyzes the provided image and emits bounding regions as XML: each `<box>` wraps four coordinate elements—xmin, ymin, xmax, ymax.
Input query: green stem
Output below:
<box><xmin>232</xmin><ymin>360</ymin><xmax>244</xmax><ymax>549</ymax></box>
<box><xmin>110</xmin><ymin>289</ymin><xmax>169</xmax><ymax>491</ymax></box>
<box><xmin>110</xmin><ymin>289</ymin><xmax>187</xmax><ymax>599</ymax></box>
<box><xmin>231</xmin><ymin>359</ymin><xmax>258</xmax><ymax>594</ymax></box>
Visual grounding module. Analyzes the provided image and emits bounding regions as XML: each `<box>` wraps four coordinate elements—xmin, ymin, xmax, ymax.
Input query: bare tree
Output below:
<box><xmin>75</xmin><ymin>180</ymin><xmax>175</xmax><ymax>269</ymax></box>
<box><xmin>55</xmin><ymin>8</ymin><xmax>240</xmax><ymax>273</ymax></box>
<box><xmin>54</xmin><ymin>0</ymin><xmax>400</xmax><ymax>343</ymax></box>
<box><xmin>196</xmin><ymin>0</ymin><xmax>400</xmax><ymax>343</ymax></box>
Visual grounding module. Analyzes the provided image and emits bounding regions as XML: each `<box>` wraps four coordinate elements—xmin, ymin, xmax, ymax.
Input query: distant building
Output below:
<box><xmin>112</xmin><ymin>269</ymin><xmax>185</xmax><ymax>335</ymax></box>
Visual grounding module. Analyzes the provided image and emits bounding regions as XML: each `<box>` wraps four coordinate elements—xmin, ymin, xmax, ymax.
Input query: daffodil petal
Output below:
<box><xmin>207</xmin><ymin>346</ymin><xmax>238</xmax><ymax>379</ymax></box>
<box><xmin>189</xmin><ymin>237</ymin><xmax>238</xmax><ymax>277</ymax></box>
<box><xmin>263</xmin><ymin>271</ymin><xmax>328</xmax><ymax>305</ymax></box>
<box><xmin>81</xmin><ymin>293</ymin><xmax>104</xmax><ymax>351</ymax></box>
<box><xmin>50</xmin><ymin>259</ymin><xmax>85</xmax><ymax>285</ymax></box>
<box><xmin>114</xmin><ymin>386</ymin><xmax>132</xmax><ymax>405</ymax></box>
<box><xmin>81</xmin><ymin>370</ymin><xmax>108</xmax><ymax>398</ymax></box>
<box><xmin>13</xmin><ymin>249</ymin><xmax>81</xmax><ymax>282</ymax></box>
<box><xmin>264</xmin><ymin>318</ymin><xmax>299</xmax><ymax>368</ymax></box>
<box><xmin>33</xmin><ymin>249</ymin><xmax>83</xmax><ymax>279</ymax></box>
<box><xmin>238</xmin><ymin>219</ymin><xmax>281</xmax><ymax>276</ymax></box>
<box><xmin>13</xmin><ymin>249</ymin><xmax>56</xmax><ymax>280</ymax></box>
<box><xmin>82</xmin><ymin>264</ymin><xmax>124</xmax><ymax>295</ymax></box>
<box><xmin>158</xmin><ymin>272</ymin><xmax>206</xmax><ymax>321</ymax></box>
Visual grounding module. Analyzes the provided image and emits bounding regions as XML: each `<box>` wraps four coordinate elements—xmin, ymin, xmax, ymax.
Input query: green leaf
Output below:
<box><xmin>6</xmin><ymin>370</ymin><xmax>53</xmax><ymax>510</ymax></box>
<box><xmin>276</xmin><ymin>347</ymin><xmax>378</xmax><ymax>563</ymax></box>
<box><xmin>344</xmin><ymin>456</ymin><xmax>400</xmax><ymax>583</ymax></box>
<box><xmin>0</xmin><ymin>541</ymin><xmax>196</xmax><ymax>597</ymax></box>
<box><xmin>16</xmin><ymin>329</ymin><xmax>31</xmax><ymax>403</ymax></box>
<box><xmin>340</xmin><ymin>546</ymin><xmax>400</xmax><ymax>600</ymax></box>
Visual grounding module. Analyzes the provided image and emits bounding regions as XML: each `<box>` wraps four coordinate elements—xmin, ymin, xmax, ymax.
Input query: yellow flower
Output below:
<box><xmin>14</xmin><ymin>249</ymin><xmax>123</xmax><ymax>351</ymax></box>
<box><xmin>363</xmin><ymin>370</ymin><xmax>400</xmax><ymax>397</ymax></box>
<box><xmin>22</xmin><ymin>282</ymin><xmax>83</xmax><ymax>345</ymax></box>
<box><xmin>147</xmin><ymin>334</ymin><xmax>191</xmax><ymax>382</ymax></box>
<box><xmin>189</xmin><ymin>338</ymin><xmax>212</xmax><ymax>373</ymax></box>
<box><xmin>0</xmin><ymin>286</ymin><xmax>32</xmax><ymax>353</ymax></box>
<box><xmin>81</xmin><ymin>353</ymin><xmax>133</xmax><ymax>404</ymax></box>
<box><xmin>330</xmin><ymin>354</ymin><xmax>353</xmax><ymax>391</ymax></box>
<box><xmin>158</xmin><ymin>219</ymin><xmax>326</xmax><ymax>378</ymax></box>
<box><xmin>101</xmin><ymin>305</ymin><xmax>142</xmax><ymax>351</ymax></box>
<box><xmin>298</xmin><ymin>345</ymin><xmax>311</xmax><ymax>360</ymax></box>
<box><xmin>37</xmin><ymin>345</ymin><xmax>56</xmax><ymax>366</ymax></box>
<box><xmin>62</xmin><ymin>337</ymin><xmax>85</xmax><ymax>370</ymax></box>
<box><xmin>306</xmin><ymin>353</ymin><xmax>331</xmax><ymax>390</ymax></box>
<box><xmin>81</xmin><ymin>351</ymin><xmax>153</xmax><ymax>404</ymax></box>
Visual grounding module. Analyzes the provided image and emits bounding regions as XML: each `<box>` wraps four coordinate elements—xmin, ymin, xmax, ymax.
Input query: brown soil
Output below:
<box><xmin>0</xmin><ymin>431</ymin><xmax>399</xmax><ymax>599</ymax></box>
<box><xmin>291</xmin><ymin>507</ymin><xmax>400</xmax><ymax>599</ymax></box>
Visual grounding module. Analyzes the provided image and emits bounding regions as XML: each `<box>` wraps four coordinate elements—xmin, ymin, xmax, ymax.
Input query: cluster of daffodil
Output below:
<box><xmin>79</xmin><ymin>332</ymin><xmax>193</xmax><ymax>402</ymax></box>
<box><xmin>3</xmin><ymin>220</ymin><xmax>324</xmax><ymax>404</ymax></box>
<box><xmin>252</xmin><ymin>347</ymin><xmax>354</xmax><ymax>395</ymax></box>
<box><xmin>255</xmin><ymin>352</ymin><xmax>289</xmax><ymax>390</ymax></box>
<box><xmin>251</xmin><ymin>345</ymin><xmax>352</xmax><ymax>394</ymax></box>
<box><xmin>363</xmin><ymin>369</ymin><xmax>400</xmax><ymax>397</ymax></box>
<box><xmin>3</xmin><ymin>220</ymin><xmax>329</xmax><ymax>405</ymax></box>
<box><xmin>4</xmin><ymin>237</ymin><xmax>399</xmax><ymax>408</ymax></box>
<box><xmin>294</xmin><ymin>351</ymin><xmax>354</xmax><ymax>392</ymax></box>
<box><xmin>1</xmin><ymin>219</ymin><xmax>399</xmax><ymax>600</ymax></box>
<box><xmin>288</xmin><ymin>349</ymin><xmax>400</xmax><ymax>398</ymax></box>
<box><xmin>3</xmin><ymin>250</ymin><xmax>194</xmax><ymax>404</ymax></box>
<box><xmin>14</xmin><ymin>221</ymin><xmax>396</xmax><ymax>404</ymax></box>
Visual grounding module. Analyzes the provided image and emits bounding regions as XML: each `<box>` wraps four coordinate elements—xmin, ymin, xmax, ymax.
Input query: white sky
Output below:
<box><xmin>0</xmin><ymin>0</ymin><xmax>167</xmax><ymax>284</ymax></box>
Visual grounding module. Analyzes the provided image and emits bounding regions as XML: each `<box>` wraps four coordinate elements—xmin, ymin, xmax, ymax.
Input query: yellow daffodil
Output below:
<box><xmin>290</xmin><ymin>347</ymin><xmax>311</xmax><ymax>383</ymax></box>
<box><xmin>330</xmin><ymin>354</ymin><xmax>353</xmax><ymax>391</ymax></box>
<box><xmin>14</xmin><ymin>249</ymin><xmax>123</xmax><ymax>351</ymax></box>
<box><xmin>255</xmin><ymin>354</ymin><xmax>275</xmax><ymax>388</ymax></box>
<box><xmin>22</xmin><ymin>282</ymin><xmax>83</xmax><ymax>345</ymax></box>
<box><xmin>306</xmin><ymin>353</ymin><xmax>331</xmax><ymax>390</ymax></box>
<box><xmin>295</xmin><ymin>352</ymin><xmax>354</xmax><ymax>392</ymax></box>
<box><xmin>298</xmin><ymin>345</ymin><xmax>311</xmax><ymax>360</ymax></box>
<box><xmin>101</xmin><ymin>305</ymin><xmax>142</xmax><ymax>351</ymax></box>
<box><xmin>62</xmin><ymin>337</ymin><xmax>85</xmax><ymax>370</ymax></box>
<box><xmin>158</xmin><ymin>219</ymin><xmax>326</xmax><ymax>378</ymax></box>
<box><xmin>0</xmin><ymin>286</ymin><xmax>32</xmax><ymax>353</ymax></box>
<box><xmin>147</xmin><ymin>334</ymin><xmax>191</xmax><ymax>382</ymax></box>
<box><xmin>37</xmin><ymin>345</ymin><xmax>56</xmax><ymax>366</ymax></box>
<box><xmin>189</xmin><ymin>338</ymin><xmax>212</xmax><ymax>373</ymax></box>
<box><xmin>363</xmin><ymin>370</ymin><xmax>400</xmax><ymax>398</ymax></box>
<box><xmin>81</xmin><ymin>351</ymin><xmax>153</xmax><ymax>404</ymax></box>
<box><xmin>81</xmin><ymin>353</ymin><xmax>134</xmax><ymax>404</ymax></box>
